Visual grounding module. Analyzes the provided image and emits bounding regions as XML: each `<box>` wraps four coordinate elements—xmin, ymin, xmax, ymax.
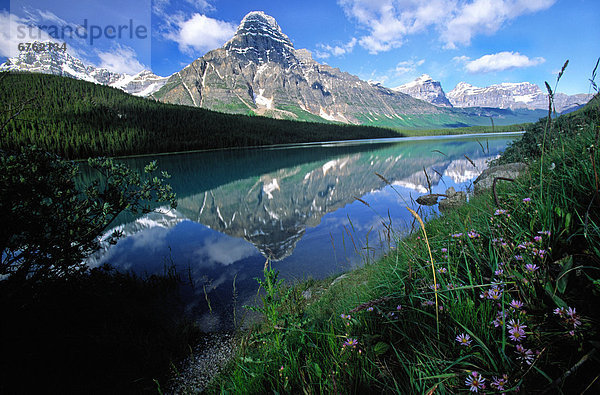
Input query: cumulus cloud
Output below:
<box><xmin>197</xmin><ymin>235</ymin><xmax>257</xmax><ymax>266</ymax></box>
<box><xmin>0</xmin><ymin>11</ymin><xmax>59</xmax><ymax>58</ymax></box>
<box><xmin>443</xmin><ymin>0</ymin><xmax>556</xmax><ymax>48</ymax></box>
<box><xmin>395</xmin><ymin>58</ymin><xmax>425</xmax><ymax>75</ymax></box>
<box><xmin>164</xmin><ymin>13</ymin><xmax>237</xmax><ymax>55</ymax></box>
<box><xmin>153</xmin><ymin>0</ymin><xmax>214</xmax><ymax>17</ymax></box>
<box><xmin>315</xmin><ymin>37</ymin><xmax>357</xmax><ymax>59</ymax></box>
<box><xmin>338</xmin><ymin>0</ymin><xmax>556</xmax><ymax>53</ymax></box>
<box><xmin>459</xmin><ymin>51</ymin><xmax>545</xmax><ymax>73</ymax></box>
<box><xmin>97</xmin><ymin>44</ymin><xmax>147</xmax><ymax>74</ymax></box>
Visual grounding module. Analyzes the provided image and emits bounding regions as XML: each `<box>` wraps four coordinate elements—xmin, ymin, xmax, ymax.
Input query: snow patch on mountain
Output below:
<box><xmin>0</xmin><ymin>43</ymin><xmax>170</xmax><ymax>97</ymax></box>
<box><xmin>394</xmin><ymin>74</ymin><xmax>453</xmax><ymax>107</ymax></box>
<box><xmin>447</xmin><ymin>81</ymin><xmax>592</xmax><ymax>113</ymax></box>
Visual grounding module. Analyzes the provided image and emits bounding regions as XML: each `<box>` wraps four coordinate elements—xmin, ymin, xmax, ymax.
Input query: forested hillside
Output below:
<box><xmin>0</xmin><ymin>72</ymin><xmax>400</xmax><ymax>159</ymax></box>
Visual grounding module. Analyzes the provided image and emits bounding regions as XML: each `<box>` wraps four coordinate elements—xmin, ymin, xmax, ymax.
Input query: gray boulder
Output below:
<box><xmin>439</xmin><ymin>187</ymin><xmax>466</xmax><ymax>211</ymax></box>
<box><xmin>416</xmin><ymin>194</ymin><xmax>446</xmax><ymax>206</ymax></box>
<box><xmin>473</xmin><ymin>163</ymin><xmax>528</xmax><ymax>194</ymax></box>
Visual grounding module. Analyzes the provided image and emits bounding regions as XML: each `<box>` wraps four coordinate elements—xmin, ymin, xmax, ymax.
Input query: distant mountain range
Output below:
<box><xmin>396</xmin><ymin>74</ymin><xmax>591</xmax><ymax>114</ymax></box>
<box><xmin>0</xmin><ymin>49</ymin><xmax>168</xmax><ymax>96</ymax></box>
<box><xmin>1</xmin><ymin>11</ymin><xmax>591</xmax><ymax>126</ymax></box>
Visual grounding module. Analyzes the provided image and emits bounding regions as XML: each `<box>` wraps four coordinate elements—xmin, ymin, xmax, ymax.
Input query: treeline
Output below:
<box><xmin>0</xmin><ymin>72</ymin><xmax>400</xmax><ymax>159</ymax></box>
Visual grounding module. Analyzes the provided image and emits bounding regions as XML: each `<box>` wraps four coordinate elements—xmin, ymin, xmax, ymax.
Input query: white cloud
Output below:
<box><xmin>338</xmin><ymin>0</ymin><xmax>556</xmax><ymax>53</ymax></box>
<box><xmin>164</xmin><ymin>13</ymin><xmax>236</xmax><ymax>55</ymax></box>
<box><xmin>462</xmin><ymin>51</ymin><xmax>545</xmax><ymax>73</ymax></box>
<box><xmin>96</xmin><ymin>44</ymin><xmax>147</xmax><ymax>74</ymax></box>
<box><xmin>395</xmin><ymin>58</ymin><xmax>425</xmax><ymax>75</ymax></box>
<box><xmin>185</xmin><ymin>0</ymin><xmax>214</xmax><ymax>12</ymax></box>
<box><xmin>442</xmin><ymin>0</ymin><xmax>556</xmax><ymax>48</ymax></box>
<box><xmin>153</xmin><ymin>0</ymin><xmax>214</xmax><ymax>16</ymax></box>
<box><xmin>452</xmin><ymin>55</ymin><xmax>471</xmax><ymax>64</ymax></box>
<box><xmin>315</xmin><ymin>37</ymin><xmax>357</xmax><ymax>59</ymax></box>
<box><xmin>0</xmin><ymin>11</ymin><xmax>58</xmax><ymax>58</ymax></box>
<box><xmin>197</xmin><ymin>235</ymin><xmax>257</xmax><ymax>266</ymax></box>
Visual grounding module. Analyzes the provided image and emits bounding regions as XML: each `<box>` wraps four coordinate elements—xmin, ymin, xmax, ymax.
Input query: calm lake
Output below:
<box><xmin>89</xmin><ymin>133</ymin><xmax>520</xmax><ymax>331</ymax></box>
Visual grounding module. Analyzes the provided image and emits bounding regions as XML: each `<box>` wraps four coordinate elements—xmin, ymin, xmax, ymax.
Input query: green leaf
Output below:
<box><xmin>556</xmin><ymin>256</ymin><xmax>573</xmax><ymax>294</ymax></box>
<box><xmin>313</xmin><ymin>363</ymin><xmax>322</xmax><ymax>378</ymax></box>
<box><xmin>374</xmin><ymin>341</ymin><xmax>390</xmax><ymax>355</ymax></box>
<box><xmin>544</xmin><ymin>282</ymin><xmax>567</xmax><ymax>308</ymax></box>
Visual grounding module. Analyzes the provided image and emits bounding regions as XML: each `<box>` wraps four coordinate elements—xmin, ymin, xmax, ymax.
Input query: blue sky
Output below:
<box><xmin>1</xmin><ymin>0</ymin><xmax>599</xmax><ymax>94</ymax></box>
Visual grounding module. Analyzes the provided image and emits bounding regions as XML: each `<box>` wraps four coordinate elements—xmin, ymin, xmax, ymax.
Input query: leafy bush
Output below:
<box><xmin>1</xmin><ymin>146</ymin><xmax>176</xmax><ymax>281</ymax></box>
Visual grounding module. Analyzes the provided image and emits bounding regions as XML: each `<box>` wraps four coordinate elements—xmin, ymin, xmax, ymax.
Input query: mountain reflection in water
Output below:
<box><xmin>87</xmin><ymin>134</ymin><xmax>520</xmax><ymax>331</ymax></box>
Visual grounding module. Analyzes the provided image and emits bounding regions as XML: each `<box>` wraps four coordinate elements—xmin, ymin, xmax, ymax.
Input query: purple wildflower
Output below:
<box><xmin>518</xmin><ymin>243</ymin><xmax>527</xmax><ymax>249</ymax></box>
<box><xmin>396</xmin><ymin>305</ymin><xmax>402</xmax><ymax>311</ymax></box>
<box><xmin>343</xmin><ymin>338</ymin><xmax>358</xmax><ymax>349</ymax></box>
<box><xmin>495</xmin><ymin>268</ymin><xmax>504</xmax><ymax>276</ymax></box>
<box><xmin>514</xmin><ymin>255</ymin><xmax>524</xmax><ymax>261</ymax></box>
<box><xmin>508</xmin><ymin>319</ymin><xmax>527</xmax><ymax>331</ymax></box>
<box><xmin>534</xmin><ymin>235</ymin><xmax>542</xmax><ymax>242</ymax></box>
<box><xmin>515</xmin><ymin>344</ymin><xmax>535</xmax><ymax>365</ymax></box>
<box><xmin>456</xmin><ymin>333</ymin><xmax>472</xmax><ymax>347</ymax></box>
<box><xmin>493</xmin><ymin>311</ymin><xmax>506</xmax><ymax>328</ymax></box>
<box><xmin>491</xmin><ymin>374</ymin><xmax>509</xmax><ymax>391</ymax></box>
<box><xmin>488</xmin><ymin>288</ymin><xmax>502</xmax><ymax>300</ymax></box>
<box><xmin>437</xmin><ymin>267</ymin><xmax>448</xmax><ymax>274</ymax></box>
<box><xmin>525</xmin><ymin>263</ymin><xmax>539</xmax><ymax>273</ymax></box>
<box><xmin>510</xmin><ymin>300</ymin><xmax>524</xmax><ymax>309</ymax></box>
<box><xmin>422</xmin><ymin>300</ymin><xmax>435</xmax><ymax>307</ymax></box>
<box><xmin>523</xmin><ymin>197</ymin><xmax>532</xmax><ymax>203</ymax></box>
<box><xmin>538</xmin><ymin>230</ymin><xmax>551</xmax><ymax>236</ymax></box>
<box><xmin>468</xmin><ymin>231</ymin><xmax>480</xmax><ymax>239</ymax></box>
<box><xmin>494</xmin><ymin>209</ymin><xmax>507</xmax><ymax>216</ymax></box>
<box><xmin>465</xmin><ymin>371</ymin><xmax>486</xmax><ymax>392</ymax></box>
<box><xmin>441</xmin><ymin>247</ymin><xmax>448</xmax><ymax>253</ymax></box>
<box><xmin>367</xmin><ymin>307</ymin><xmax>374</xmax><ymax>312</ymax></box>
<box><xmin>452</xmin><ymin>233</ymin><xmax>463</xmax><ymax>238</ymax></box>
<box><xmin>509</xmin><ymin>327</ymin><xmax>526</xmax><ymax>342</ymax></box>
<box><xmin>566</xmin><ymin>307</ymin><xmax>582</xmax><ymax>328</ymax></box>
<box><xmin>508</xmin><ymin>319</ymin><xmax>527</xmax><ymax>342</ymax></box>
<box><xmin>554</xmin><ymin>307</ymin><xmax>566</xmax><ymax>317</ymax></box>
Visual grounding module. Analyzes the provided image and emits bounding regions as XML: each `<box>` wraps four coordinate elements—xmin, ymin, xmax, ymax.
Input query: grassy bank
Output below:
<box><xmin>209</xmin><ymin>93</ymin><xmax>600</xmax><ymax>393</ymax></box>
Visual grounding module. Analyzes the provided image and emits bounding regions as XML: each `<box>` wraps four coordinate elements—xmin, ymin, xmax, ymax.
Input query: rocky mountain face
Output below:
<box><xmin>154</xmin><ymin>11</ymin><xmax>443</xmax><ymax>123</ymax></box>
<box><xmin>0</xmin><ymin>46</ymin><xmax>169</xmax><ymax>96</ymax></box>
<box><xmin>394</xmin><ymin>74</ymin><xmax>453</xmax><ymax>107</ymax></box>
<box><xmin>447</xmin><ymin>82</ymin><xmax>591</xmax><ymax>113</ymax></box>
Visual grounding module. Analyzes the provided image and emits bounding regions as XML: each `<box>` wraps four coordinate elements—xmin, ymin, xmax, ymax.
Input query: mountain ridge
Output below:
<box><xmin>1</xmin><ymin>11</ymin><xmax>589</xmax><ymax>127</ymax></box>
<box><xmin>395</xmin><ymin>74</ymin><xmax>591</xmax><ymax>113</ymax></box>
<box><xmin>0</xmin><ymin>45</ymin><xmax>169</xmax><ymax>96</ymax></box>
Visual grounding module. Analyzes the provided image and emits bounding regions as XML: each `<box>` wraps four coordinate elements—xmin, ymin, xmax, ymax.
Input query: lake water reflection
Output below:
<box><xmin>90</xmin><ymin>134</ymin><xmax>520</xmax><ymax>331</ymax></box>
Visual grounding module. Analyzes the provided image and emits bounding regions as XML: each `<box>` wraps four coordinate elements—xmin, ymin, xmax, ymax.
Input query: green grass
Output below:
<box><xmin>208</xmin><ymin>93</ymin><xmax>600</xmax><ymax>393</ymax></box>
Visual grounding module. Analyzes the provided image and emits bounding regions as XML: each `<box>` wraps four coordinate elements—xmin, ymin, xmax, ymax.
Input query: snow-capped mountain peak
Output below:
<box><xmin>447</xmin><ymin>81</ymin><xmax>589</xmax><ymax>112</ymax></box>
<box><xmin>393</xmin><ymin>74</ymin><xmax>453</xmax><ymax>107</ymax></box>
<box><xmin>0</xmin><ymin>41</ymin><xmax>169</xmax><ymax>97</ymax></box>
<box><xmin>224</xmin><ymin>10</ymin><xmax>295</xmax><ymax>65</ymax></box>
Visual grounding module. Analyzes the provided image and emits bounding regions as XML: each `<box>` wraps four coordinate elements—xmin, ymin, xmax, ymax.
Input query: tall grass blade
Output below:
<box><xmin>406</xmin><ymin>206</ymin><xmax>439</xmax><ymax>339</ymax></box>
